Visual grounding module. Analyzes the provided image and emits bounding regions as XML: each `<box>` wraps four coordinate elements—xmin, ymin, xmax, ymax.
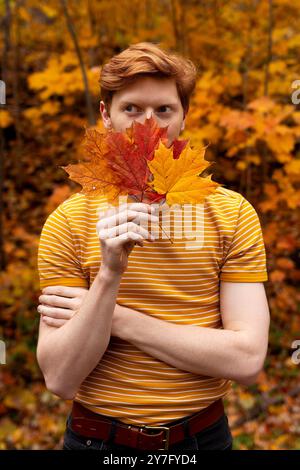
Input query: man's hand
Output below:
<box><xmin>97</xmin><ymin>202</ymin><xmax>158</xmax><ymax>275</ymax></box>
<box><xmin>37</xmin><ymin>285</ymin><xmax>127</xmax><ymax>337</ymax></box>
<box><xmin>38</xmin><ymin>286</ymin><xmax>88</xmax><ymax>327</ymax></box>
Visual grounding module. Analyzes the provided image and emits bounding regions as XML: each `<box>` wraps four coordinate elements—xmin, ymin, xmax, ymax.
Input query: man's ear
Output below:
<box><xmin>181</xmin><ymin>119</ymin><xmax>185</xmax><ymax>131</ymax></box>
<box><xmin>99</xmin><ymin>101</ymin><xmax>112</xmax><ymax>129</ymax></box>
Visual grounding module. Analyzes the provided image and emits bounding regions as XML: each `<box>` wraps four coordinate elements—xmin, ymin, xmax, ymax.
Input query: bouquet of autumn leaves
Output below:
<box><xmin>60</xmin><ymin>116</ymin><xmax>220</xmax><ymax>242</ymax></box>
<box><xmin>60</xmin><ymin>116</ymin><xmax>220</xmax><ymax>204</ymax></box>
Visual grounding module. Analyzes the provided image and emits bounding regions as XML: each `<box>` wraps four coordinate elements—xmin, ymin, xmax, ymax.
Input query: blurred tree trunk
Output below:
<box><xmin>239</xmin><ymin>0</ymin><xmax>263</xmax><ymax>200</ymax></box>
<box><xmin>239</xmin><ymin>2</ymin><xmax>254</xmax><ymax>200</ymax></box>
<box><xmin>264</xmin><ymin>0</ymin><xmax>273</xmax><ymax>97</ymax></box>
<box><xmin>12</xmin><ymin>0</ymin><xmax>23</xmax><ymax>193</ymax></box>
<box><xmin>87</xmin><ymin>0</ymin><xmax>96</xmax><ymax>67</ymax></box>
<box><xmin>60</xmin><ymin>0</ymin><xmax>96</xmax><ymax>125</ymax></box>
<box><xmin>170</xmin><ymin>0</ymin><xmax>188</xmax><ymax>55</ymax></box>
<box><xmin>0</xmin><ymin>0</ymin><xmax>11</xmax><ymax>270</ymax></box>
<box><xmin>261</xmin><ymin>0</ymin><xmax>273</xmax><ymax>188</ymax></box>
<box><xmin>145</xmin><ymin>0</ymin><xmax>155</xmax><ymax>30</ymax></box>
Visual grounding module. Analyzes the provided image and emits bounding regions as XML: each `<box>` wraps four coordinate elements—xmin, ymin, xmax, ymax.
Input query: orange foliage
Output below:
<box><xmin>1</xmin><ymin>0</ymin><xmax>300</xmax><ymax>450</ymax></box>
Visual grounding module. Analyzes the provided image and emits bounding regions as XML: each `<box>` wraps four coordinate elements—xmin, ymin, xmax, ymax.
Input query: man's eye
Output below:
<box><xmin>125</xmin><ymin>105</ymin><xmax>140</xmax><ymax>113</ymax></box>
<box><xmin>157</xmin><ymin>106</ymin><xmax>172</xmax><ymax>113</ymax></box>
<box><xmin>124</xmin><ymin>105</ymin><xmax>172</xmax><ymax>113</ymax></box>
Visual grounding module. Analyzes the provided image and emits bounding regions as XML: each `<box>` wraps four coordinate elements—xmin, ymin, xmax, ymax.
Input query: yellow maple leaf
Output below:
<box><xmin>147</xmin><ymin>141</ymin><xmax>220</xmax><ymax>205</ymax></box>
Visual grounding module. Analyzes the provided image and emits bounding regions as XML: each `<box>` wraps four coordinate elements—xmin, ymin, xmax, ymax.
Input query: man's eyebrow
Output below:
<box><xmin>119</xmin><ymin>99</ymin><xmax>178</xmax><ymax>107</ymax></box>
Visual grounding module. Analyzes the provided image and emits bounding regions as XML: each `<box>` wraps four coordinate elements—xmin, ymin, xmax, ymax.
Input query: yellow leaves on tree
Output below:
<box><xmin>0</xmin><ymin>110</ymin><xmax>13</xmax><ymax>128</ymax></box>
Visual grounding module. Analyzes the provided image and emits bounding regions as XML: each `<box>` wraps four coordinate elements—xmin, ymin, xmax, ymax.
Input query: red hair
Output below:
<box><xmin>99</xmin><ymin>42</ymin><xmax>198</xmax><ymax>117</ymax></box>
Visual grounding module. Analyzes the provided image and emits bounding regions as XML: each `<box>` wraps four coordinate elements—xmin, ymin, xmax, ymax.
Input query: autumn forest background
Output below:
<box><xmin>1</xmin><ymin>0</ymin><xmax>300</xmax><ymax>450</ymax></box>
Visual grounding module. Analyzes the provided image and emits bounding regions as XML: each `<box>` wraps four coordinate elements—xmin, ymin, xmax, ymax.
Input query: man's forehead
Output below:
<box><xmin>118</xmin><ymin>97</ymin><xmax>179</xmax><ymax>107</ymax></box>
<box><xmin>114</xmin><ymin>77</ymin><xmax>180</xmax><ymax>105</ymax></box>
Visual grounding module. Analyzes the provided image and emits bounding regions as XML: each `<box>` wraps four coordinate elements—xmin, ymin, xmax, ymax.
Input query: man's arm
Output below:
<box><xmin>113</xmin><ymin>281</ymin><xmax>270</xmax><ymax>385</ymax></box>
<box><xmin>37</xmin><ymin>267</ymin><xmax>121</xmax><ymax>400</ymax></box>
<box><xmin>41</xmin><ymin>281</ymin><xmax>270</xmax><ymax>386</ymax></box>
<box><xmin>37</xmin><ymin>201</ymin><xmax>157</xmax><ymax>400</ymax></box>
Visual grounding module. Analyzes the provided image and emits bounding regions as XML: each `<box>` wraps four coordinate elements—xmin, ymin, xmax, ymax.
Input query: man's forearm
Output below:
<box><xmin>37</xmin><ymin>268</ymin><xmax>121</xmax><ymax>399</ymax></box>
<box><xmin>115</xmin><ymin>306</ymin><xmax>260</xmax><ymax>385</ymax></box>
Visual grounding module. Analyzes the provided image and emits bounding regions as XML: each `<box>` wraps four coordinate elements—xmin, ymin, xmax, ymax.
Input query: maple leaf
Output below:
<box><xmin>60</xmin><ymin>127</ymin><xmax>123</xmax><ymax>201</ymax></box>
<box><xmin>60</xmin><ymin>117</ymin><xmax>221</xmax><ymax>243</ymax></box>
<box><xmin>125</xmin><ymin>115</ymin><xmax>169</xmax><ymax>161</ymax></box>
<box><xmin>172</xmin><ymin>138</ymin><xmax>189</xmax><ymax>159</ymax></box>
<box><xmin>60</xmin><ymin>117</ymin><xmax>167</xmax><ymax>204</ymax></box>
<box><xmin>147</xmin><ymin>140</ymin><xmax>220</xmax><ymax>205</ymax></box>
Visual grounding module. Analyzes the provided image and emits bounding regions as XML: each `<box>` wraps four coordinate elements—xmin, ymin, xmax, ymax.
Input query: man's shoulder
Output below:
<box><xmin>56</xmin><ymin>192</ymin><xmax>109</xmax><ymax>218</ymax></box>
<box><xmin>205</xmin><ymin>185</ymin><xmax>244</xmax><ymax>211</ymax></box>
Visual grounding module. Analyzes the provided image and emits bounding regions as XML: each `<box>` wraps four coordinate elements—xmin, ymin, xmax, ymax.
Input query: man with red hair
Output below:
<box><xmin>37</xmin><ymin>42</ymin><xmax>270</xmax><ymax>452</ymax></box>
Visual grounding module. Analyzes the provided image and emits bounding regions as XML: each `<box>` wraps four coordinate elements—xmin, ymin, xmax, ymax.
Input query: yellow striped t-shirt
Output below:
<box><xmin>38</xmin><ymin>186</ymin><xmax>268</xmax><ymax>425</ymax></box>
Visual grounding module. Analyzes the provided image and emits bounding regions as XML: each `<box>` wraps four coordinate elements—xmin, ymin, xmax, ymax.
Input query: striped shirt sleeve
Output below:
<box><xmin>38</xmin><ymin>204</ymin><xmax>89</xmax><ymax>289</ymax></box>
<box><xmin>220</xmin><ymin>197</ymin><xmax>268</xmax><ymax>282</ymax></box>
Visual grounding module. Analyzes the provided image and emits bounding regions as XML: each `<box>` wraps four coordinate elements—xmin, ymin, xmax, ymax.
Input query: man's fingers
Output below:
<box><xmin>42</xmin><ymin>316</ymin><xmax>67</xmax><ymax>327</ymax></box>
<box><xmin>124</xmin><ymin>202</ymin><xmax>156</xmax><ymax>214</ymax></box>
<box><xmin>41</xmin><ymin>286</ymin><xmax>88</xmax><ymax>297</ymax></box>
<box><xmin>104</xmin><ymin>231</ymin><xmax>146</xmax><ymax>249</ymax></box>
<box><xmin>98</xmin><ymin>221</ymin><xmax>154</xmax><ymax>241</ymax></box>
<box><xmin>38</xmin><ymin>306</ymin><xmax>74</xmax><ymax>319</ymax></box>
<box><xmin>97</xmin><ymin>210</ymin><xmax>159</xmax><ymax>232</ymax></box>
<box><xmin>98</xmin><ymin>202</ymin><xmax>156</xmax><ymax>222</ymax></box>
<box><xmin>114</xmin><ymin>202</ymin><xmax>156</xmax><ymax>215</ymax></box>
<box><xmin>38</xmin><ymin>294</ymin><xmax>75</xmax><ymax>309</ymax></box>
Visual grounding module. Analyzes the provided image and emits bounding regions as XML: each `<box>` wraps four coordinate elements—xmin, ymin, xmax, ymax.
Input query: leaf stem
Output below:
<box><xmin>158</xmin><ymin>221</ymin><xmax>174</xmax><ymax>244</ymax></box>
<box><xmin>130</xmin><ymin>193</ymin><xmax>174</xmax><ymax>244</ymax></box>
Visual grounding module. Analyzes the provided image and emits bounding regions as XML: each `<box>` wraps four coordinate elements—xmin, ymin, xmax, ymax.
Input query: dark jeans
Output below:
<box><xmin>62</xmin><ymin>411</ymin><xmax>233</xmax><ymax>451</ymax></box>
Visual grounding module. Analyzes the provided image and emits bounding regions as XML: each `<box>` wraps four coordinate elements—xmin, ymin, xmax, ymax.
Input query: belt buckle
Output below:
<box><xmin>143</xmin><ymin>425</ymin><xmax>170</xmax><ymax>450</ymax></box>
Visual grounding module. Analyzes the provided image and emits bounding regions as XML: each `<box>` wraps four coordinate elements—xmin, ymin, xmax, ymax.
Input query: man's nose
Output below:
<box><xmin>145</xmin><ymin>110</ymin><xmax>154</xmax><ymax>120</ymax></box>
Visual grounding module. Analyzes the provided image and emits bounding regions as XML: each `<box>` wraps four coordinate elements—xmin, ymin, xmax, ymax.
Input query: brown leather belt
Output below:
<box><xmin>69</xmin><ymin>399</ymin><xmax>224</xmax><ymax>451</ymax></box>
